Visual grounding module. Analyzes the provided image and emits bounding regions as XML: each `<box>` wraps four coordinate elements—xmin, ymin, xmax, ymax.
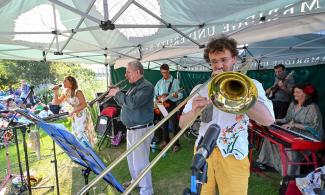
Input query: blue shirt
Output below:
<box><xmin>154</xmin><ymin>75</ymin><xmax>183</xmax><ymax>102</ymax></box>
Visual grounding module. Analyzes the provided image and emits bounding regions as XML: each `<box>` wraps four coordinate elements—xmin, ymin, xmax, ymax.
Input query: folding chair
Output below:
<box><xmin>95</xmin><ymin>106</ymin><xmax>118</xmax><ymax>150</ymax></box>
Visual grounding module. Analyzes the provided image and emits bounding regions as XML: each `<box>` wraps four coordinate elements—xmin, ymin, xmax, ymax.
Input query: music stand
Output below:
<box><xmin>15</xmin><ymin>109</ymin><xmax>124</xmax><ymax>194</ymax></box>
<box><xmin>36</xmin><ymin>119</ymin><xmax>124</xmax><ymax>193</ymax></box>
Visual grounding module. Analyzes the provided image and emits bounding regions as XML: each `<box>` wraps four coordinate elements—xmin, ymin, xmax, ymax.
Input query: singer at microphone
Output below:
<box><xmin>50</xmin><ymin>76</ymin><xmax>97</xmax><ymax>147</ymax></box>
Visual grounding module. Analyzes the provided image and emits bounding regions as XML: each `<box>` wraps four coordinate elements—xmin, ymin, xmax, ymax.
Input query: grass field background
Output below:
<box><xmin>0</xmin><ymin>121</ymin><xmax>281</xmax><ymax>195</ymax></box>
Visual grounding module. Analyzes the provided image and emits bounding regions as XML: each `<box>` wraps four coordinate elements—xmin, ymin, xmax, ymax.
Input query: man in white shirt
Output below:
<box><xmin>179</xmin><ymin>36</ymin><xmax>275</xmax><ymax>195</ymax></box>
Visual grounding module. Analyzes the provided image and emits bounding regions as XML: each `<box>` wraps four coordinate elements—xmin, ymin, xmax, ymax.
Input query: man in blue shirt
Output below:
<box><xmin>154</xmin><ymin>64</ymin><xmax>183</xmax><ymax>152</ymax></box>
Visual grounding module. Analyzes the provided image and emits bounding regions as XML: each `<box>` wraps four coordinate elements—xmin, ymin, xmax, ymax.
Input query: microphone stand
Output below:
<box><xmin>12</xmin><ymin>109</ymin><xmax>68</xmax><ymax>195</ymax></box>
<box><xmin>2</xmin><ymin>86</ymin><xmax>35</xmax><ymax>194</ymax></box>
<box><xmin>183</xmin><ymin>161</ymin><xmax>208</xmax><ymax>195</ymax></box>
<box><xmin>2</xmin><ymin>84</ymin><xmax>61</xmax><ymax>194</ymax></box>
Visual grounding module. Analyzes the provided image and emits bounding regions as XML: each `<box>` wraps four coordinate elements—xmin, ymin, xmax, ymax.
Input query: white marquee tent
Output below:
<box><xmin>0</xmin><ymin>0</ymin><xmax>324</xmax><ymax>71</ymax></box>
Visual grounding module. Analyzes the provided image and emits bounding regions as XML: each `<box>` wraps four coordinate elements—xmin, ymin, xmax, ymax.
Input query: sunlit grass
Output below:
<box><xmin>1</xmin><ymin>124</ymin><xmax>281</xmax><ymax>195</ymax></box>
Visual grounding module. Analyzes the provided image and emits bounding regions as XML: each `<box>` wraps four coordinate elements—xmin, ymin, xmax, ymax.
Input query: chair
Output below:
<box><xmin>95</xmin><ymin>106</ymin><xmax>118</xmax><ymax>150</ymax></box>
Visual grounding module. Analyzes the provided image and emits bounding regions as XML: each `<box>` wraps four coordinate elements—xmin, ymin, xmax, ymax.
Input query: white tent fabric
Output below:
<box><xmin>239</xmin><ymin>32</ymin><xmax>325</xmax><ymax>70</ymax></box>
<box><xmin>0</xmin><ymin>0</ymin><xmax>324</xmax><ymax>70</ymax></box>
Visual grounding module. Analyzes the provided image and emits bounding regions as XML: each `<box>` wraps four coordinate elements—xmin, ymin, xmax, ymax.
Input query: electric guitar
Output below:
<box><xmin>267</xmin><ymin>71</ymin><xmax>294</xmax><ymax>99</ymax></box>
<box><xmin>154</xmin><ymin>88</ymin><xmax>184</xmax><ymax>115</ymax></box>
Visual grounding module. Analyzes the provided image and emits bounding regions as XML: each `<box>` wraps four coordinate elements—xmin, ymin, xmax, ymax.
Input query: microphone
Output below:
<box><xmin>51</xmin><ymin>84</ymin><xmax>62</xmax><ymax>90</ymax></box>
<box><xmin>191</xmin><ymin>124</ymin><xmax>221</xmax><ymax>171</ymax></box>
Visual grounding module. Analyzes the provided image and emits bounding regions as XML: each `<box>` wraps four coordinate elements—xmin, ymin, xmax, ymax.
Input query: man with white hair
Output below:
<box><xmin>107</xmin><ymin>61</ymin><xmax>154</xmax><ymax>195</ymax></box>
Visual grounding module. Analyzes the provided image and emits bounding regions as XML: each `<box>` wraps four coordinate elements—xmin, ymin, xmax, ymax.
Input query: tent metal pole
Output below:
<box><xmin>46</xmin><ymin>36</ymin><xmax>56</xmax><ymax>57</ymax></box>
<box><xmin>132</xmin><ymin>1</ymin><xmax>203</xmax><ymax>48</ymax></box>
<box><xmin>48</xmin><ymin>0</ymin><xmax>101</xmax><ymax>24</ymax></box>
<box><xmin>111</xmin><ymin>0</ymin><xmax>134</xmax><ymax>23</ymax></box>
<box><xmin>51</xmin><ymin>54</ymin><xmax>103</xmax><ymax>61</ymax></box>
<box><xmin>103</xmin><ymin>0</ymin><xmax>109</xmax><ymax>21</ymax></box>
<box><xmin>64</xmin><ymin>54</ymin><xmax>103</xmax><ymax>64</ymax></box>
<box><xmin>250</xmin><ymin>46</ymin><xmax>325</xmax><ymax>49</ymax></box>
<box><xmin>60</xmin><ymin>0</ymin><xmax>97</xmax><ymax>52</ymax></box>
<box><xmin>0</xmin><ymin>31</ymin><xmax>52</xmax><ymax>35</ymax></box>
<box><xmin>52</xmin><ymin>3</ymin><xmax>60</xmax><ymax>53</ymax></box>
<box><xmin>243</xmin><ymin>46</ymin><xmax>259</xmax><ymax>64</ymax></box>
<box><xmin>63</xmin><ymin>49</ymin><xmax>104</xmax><ymax>54</ymax></box>
<box><xmin>108</xmin><ymin>50</ymin><xmax>138</xmax><ymax>60</ymax></box>
<box><xmin>0</xmin><ymin>48</ymin><xmax>32</xmax><ymax>52</ymax></box>
<box><xmin>109</xmin><ymin>65</ymin><xmax>114</xmax><ymax>86</ymax></box>
<box><xmin>59</xmin><ymin>24</ymin><xmax>201</xmax><ymax>34</ymax></box>
<box><xmin>262</xmin><ymin>36</ymin><xmax>325</xmax><ymax>58</ymax></box>
<box><xmin>115</xmin><ymin>24</ymin><xmax>200</xmax><ymax>28</ymax></box>
<box><xmin>60</xmin><ymin>33</ymin><xmax>103</xmax><ymax>50</ymax></box>
<box><xmin>60</xmin><ymin>26</ymin><xmax>101</xmax><ymax>33</ymax></box>
<box><xmin>105</xmin><ymin>64</ymin><xmax>109</xmax><ymax>89</ymax></box>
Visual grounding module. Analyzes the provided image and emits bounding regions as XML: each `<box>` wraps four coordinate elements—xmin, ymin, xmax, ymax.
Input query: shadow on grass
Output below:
<box><xmin>1</xmin><ymin>127</ymin><xmax>282</xmax><ymax>195</ymax></box>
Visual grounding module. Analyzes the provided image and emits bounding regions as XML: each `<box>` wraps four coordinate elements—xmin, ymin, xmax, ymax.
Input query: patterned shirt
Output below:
<box><xmin>277</xmin><ymin>102</ymin><xmax>324</xmax><ymax>141</ymax></box>
<box><xmin>183</xmin><ymin>78</ymin><xmax>274</xmax><ymax>160</ymax></box>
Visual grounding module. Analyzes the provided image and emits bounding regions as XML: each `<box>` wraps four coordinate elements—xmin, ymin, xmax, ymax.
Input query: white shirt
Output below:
<box><xmin>183</xmin><ymin>78</ymin><xmax>274</xmax><ymax>160</ymax></box>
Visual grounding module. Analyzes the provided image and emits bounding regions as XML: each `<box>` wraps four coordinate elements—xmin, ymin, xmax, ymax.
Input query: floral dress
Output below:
<box><xmin>65</xmin><ymin>89</ymin><xmax>97</xmax><ymax>147</ymax></box>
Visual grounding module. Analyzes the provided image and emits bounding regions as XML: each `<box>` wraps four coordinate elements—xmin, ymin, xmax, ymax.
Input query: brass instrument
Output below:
<box><xmin>209</xmin><ymin>71</ymin><xmax>257</xmax><ymax>113</ymax></box>
<box><xmin>78</xmin><ymin>64</ymin><xmax>257</xmax><ymax>194</ymax></box>
<box><xmin>88</xmin><ymin>79</ymin><xmax>127</xmax><ymax>107</ymax></box>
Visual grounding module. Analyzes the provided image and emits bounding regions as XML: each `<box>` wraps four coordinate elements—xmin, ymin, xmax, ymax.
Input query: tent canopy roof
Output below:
<box><xmin>0</xmin><ymin>0</ymin><xmax>324</xmax><ymax>70</ymax></box>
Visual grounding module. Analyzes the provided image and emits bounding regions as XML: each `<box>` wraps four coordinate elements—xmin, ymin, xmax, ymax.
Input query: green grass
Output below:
<box><xmin>1</xmin><ymin>125</ymin><xmax>281</xmax><ymax>195</ymax></box>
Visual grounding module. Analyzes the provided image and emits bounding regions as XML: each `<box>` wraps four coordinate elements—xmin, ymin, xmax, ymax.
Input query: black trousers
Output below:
<box><xmin>156</xmin><ymin>101</ymin><xmax>180</xmax><ymax>146</ymax></box>
<box><xmin>272</xmin><ymin>101</ymin><xmax>290</xmax><ymax>119</ymax></box>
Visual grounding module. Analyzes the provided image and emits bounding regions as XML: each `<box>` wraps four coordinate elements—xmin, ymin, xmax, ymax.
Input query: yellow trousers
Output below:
<box><xmin>196</xmin><ymin>147</ymin><xmax>250</xmax><ymax>195</ymax></box>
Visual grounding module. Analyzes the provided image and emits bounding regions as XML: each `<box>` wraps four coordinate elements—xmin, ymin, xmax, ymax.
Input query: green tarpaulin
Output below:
<box><xmin>111</xmin><ymin>64</ymin><xmax>325</xmax><ymax>127</ymax></box>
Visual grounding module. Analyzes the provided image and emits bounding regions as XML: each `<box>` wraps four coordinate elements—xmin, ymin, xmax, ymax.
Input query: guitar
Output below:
<box><xmin>267</xmin><ymin>71</ymin><xmax>294</xmax><ymax>99</ymax></box>
<box><xmin>154</xmin><ymin>88</ymin><xmax>184</xmax><ymax>115</ymax></box>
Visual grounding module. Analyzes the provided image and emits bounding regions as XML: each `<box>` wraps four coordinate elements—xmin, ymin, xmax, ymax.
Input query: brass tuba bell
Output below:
<box><xmin>208</xmin><ymin>71</ymin><xmax>258</xmax><ymax>114</ymax></box>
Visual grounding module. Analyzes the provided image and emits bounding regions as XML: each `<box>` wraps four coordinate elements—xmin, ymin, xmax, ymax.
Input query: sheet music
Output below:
<box><xmin>156</xmin><ymin>103</ymin><xmax>169</xmax><ymax>117</ymax></box>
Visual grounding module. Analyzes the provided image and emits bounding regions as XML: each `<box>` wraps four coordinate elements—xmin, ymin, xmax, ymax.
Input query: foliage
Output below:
<box><xmin>0</xmin><ymin>61</ymin><xmax>20</xmax><ymax>90</ymax></box>
<box><xmin>0</xmin><ymin>60</ymin><xmax>106</xmax><ymax>122</ymax></box>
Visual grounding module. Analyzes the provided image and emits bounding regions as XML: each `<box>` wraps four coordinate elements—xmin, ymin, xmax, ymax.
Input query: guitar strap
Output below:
<box><xmin>167</xmin><ymin>77</ymin><xmax>174</xmax><ymax>93</ymax></box>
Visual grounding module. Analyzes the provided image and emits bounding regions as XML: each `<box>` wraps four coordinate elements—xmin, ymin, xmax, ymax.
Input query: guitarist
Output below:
<box><xmin>154</xmin><ymin>64</ymin><xmax>183</xmax><ymax>152</ymax></box>
<box><xmin>266</xmin><ymin>64</ymin><xmax>295</xmax><ymax>119</ymax></box>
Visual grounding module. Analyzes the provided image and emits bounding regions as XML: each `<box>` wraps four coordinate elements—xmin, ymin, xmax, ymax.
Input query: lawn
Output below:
<box><xmin>0</xmin><ymin>123</ymin><xmax>281</xmax><ymax>195</ymax></box>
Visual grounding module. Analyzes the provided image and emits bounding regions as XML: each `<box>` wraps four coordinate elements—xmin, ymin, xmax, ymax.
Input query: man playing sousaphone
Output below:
<box><xmin>266</xmin><ymin>64</ymin><xmax>295</xmax><ymax>119</ymax></box>
<box><xmin>154</xmin><ymin>64</ymin><xmax>183</xmax><ymax>152</ymax></box>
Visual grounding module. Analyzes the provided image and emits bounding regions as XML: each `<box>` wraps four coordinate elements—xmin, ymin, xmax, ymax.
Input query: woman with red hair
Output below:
<box><xmin>277</xmin><ymin>84</ymin><xmax>323</xmax><ymax>141</ymax></box>
<box><xmin>257</xmin><ymin>84</ymin><xmax>323</xmax><ymax>176</ymax></box>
